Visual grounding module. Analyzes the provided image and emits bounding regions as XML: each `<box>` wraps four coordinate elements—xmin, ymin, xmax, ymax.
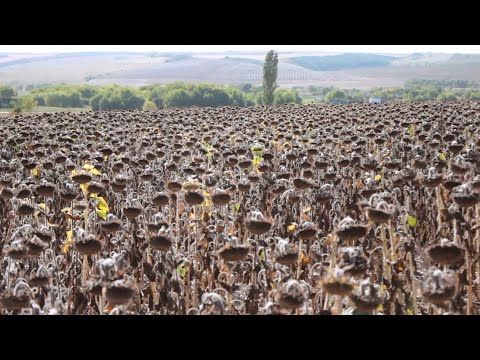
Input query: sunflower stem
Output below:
<box><xmin>380</xmin><ymin>224</ymin><xmax>392</xmax><ymax>283</ymax></box>
<box><xmin>435</xmin><ymin>187</ymin><xmax>443</xmax><ymax>237</ymax></box>
<box><xmin>297</xmin><ymin>239</ymin><xmax>303</xmax><ymax>280</ymax></box>
<box><xmin>466</xmin><ymin>253</ymin><xmax>473</xmax><ymax>315</ymax></box>
<box><xmin>81</xmin><ymin>255</ymin><xmax>88</xmax><ymax>288</ymax></box>
<box><xmin>407</xmin><ymin>252</ymin><xmax>418</xmax><ymax>315</ymax></box>
<box><xmin>175</xmin><ymin>194</ymin><xmax>180</xmax><ymax>253</ymax></box>
<box><xmin>227</xmin><ymin>267</ymin><xmax>233</xmax><ymax>313</ymax></box>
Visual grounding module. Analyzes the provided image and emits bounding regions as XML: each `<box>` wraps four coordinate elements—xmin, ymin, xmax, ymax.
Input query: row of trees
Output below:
<box><xmin>0</xmin><ymin>85</ymin><xmax>38</xmax><ymax>112</ymax></box>
<box><xmin>405</xmin><ymin>79</ymin><xmax>479</xmax><ymax>88</ymax></box>
<box><xmin>307</xmin><ymin>82</ymin><xmax>480</xmax><ymax>104</ymax></box>
<box><xmin>371</xmin><ymin>85</ymin><xmax>480</xmax><ymax>102</ymax></box>
<box><xmin>233</xmin><ymin>83</ymin><xmax>302</xmax><ymax>105</ymax></box>
<box><xmin>0</xmin><ymin>82</ymin><xmax>302</xmax><ymax>112</ymax></box>
<box><xmin>139</xmin><ymin>83</ymin><xmax>255</xmax><ymax>109</ymax></box>
<box><xmin>0</xmin><ymin>85</ymin><xmax>17</xmax><ymax>108</ymax></box>
<box><xmin>30</xmin><ymin>85</ymin><xmax>101</xmax><ymax>108</ymax></box>
<box><xmin>4</xmin><ymin>81</ymin><xmax>479</xmax><ymax>111</ymax></box>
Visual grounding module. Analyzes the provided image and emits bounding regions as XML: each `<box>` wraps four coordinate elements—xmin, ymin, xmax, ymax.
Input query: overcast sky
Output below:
<box><xmin>1</xmin><ymin>45</ymin><xmax>480</xmax><ymax>54</ymax></box>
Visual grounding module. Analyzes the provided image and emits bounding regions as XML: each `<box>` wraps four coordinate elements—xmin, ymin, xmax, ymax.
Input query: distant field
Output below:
<box><xmin>2</xmin><ymin>51</ymin><xmax>480</xmax><ymax>89</ymax></box>
<box><xmin>0</xmin><ymin>53</ymin><xmax>168</xmax><ymax>84</ymax></box>
<box><xmin>287</xmin><ymin>53</ymin><xmax>396</xmax><ymax>71</ymax></box>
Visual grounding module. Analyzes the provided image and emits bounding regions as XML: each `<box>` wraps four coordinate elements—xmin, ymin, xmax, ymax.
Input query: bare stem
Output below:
<box><xmin>380</xmin><ymin>224</ymin><xmax>392</xmax><ymax>282</ymax></box>
<box><xmin>82</xmin><ymin>255</ymin><xmax>88</xmax><ymax>288</ymax></box>
<box><xmin>407</xmin><ymin>252</ymin><xmax>418</xmax><ymax>315</ymax></box>
<box><xmin>297</xmin><ymin>239</ymin><xmax>303</xmax><ymax>280</ymax></box>
<box><xmin>227</xmin><ymin>267</ymin><xmax>232</xmax><ymax>313</ymax></box>
<box><xmin>466</xmin><ymin>253</ymin><xmax>473</xmax><ymax>315</ymax></box>
<box><xmin>435</xmin><ymin>187</ymin><xmax>443</xmax><ymax>236</ymax></box>
<box><xmin>175</xmin><ymin>195</ymin><xmax>180</xmax><ymax>253</ymax></box>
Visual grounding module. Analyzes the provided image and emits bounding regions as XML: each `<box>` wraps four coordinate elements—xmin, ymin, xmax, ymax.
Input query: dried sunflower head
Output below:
<box><xmin>421</xmin><ymin>267</ymin><xmax>458</xmax><ymax>305</ymax></box>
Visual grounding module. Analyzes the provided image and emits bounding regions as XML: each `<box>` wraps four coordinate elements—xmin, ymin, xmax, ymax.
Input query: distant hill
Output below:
<box><xmin>0</xmin><ymin>52</ymin><xmax>140</xmax><ymax>68</ymax></box>
<box><xmin>449</xmin><ymin>53</ymin><xmax>480</xmax><ymax>62</ymax></box>
<box><xmin>164</xmin><ymin>53</ymin><xmax>193</xmax><ymax>63</ymax></box>
<box><xmin>287</xmin><ymin>53</ymin><xmax>396</xmax><ymax>71</ymax></box>
<box><xmin>224</xmin><ymin>56</ymin><xmax>264</xmax><ymax>66</ymax></box>
<box><xmin>2</xmin><ymin>51</ymin><xmax>480</xmax><ymax>89</ymax></box>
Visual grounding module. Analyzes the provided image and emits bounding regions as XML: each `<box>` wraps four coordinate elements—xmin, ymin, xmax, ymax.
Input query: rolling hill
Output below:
<box><xmin>1</xmin><ymin>51</ymin><xmax>480</xmax><ymax>89</ymax></box>
<box><xmin>287</xmin><ymin>53</ymin><xmax>396</xmax><ymax>71</ymax></box>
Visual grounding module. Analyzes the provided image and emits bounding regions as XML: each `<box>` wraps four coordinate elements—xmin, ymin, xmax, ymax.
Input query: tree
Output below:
<box><xmin>45</xmin><ymin>90</ymin><xmax>82</xmax><ymax>108</ymax></box>
<box><xmin>263</xmin><ymin>50</ymin><xmax>278</xmax><ymax>105</ymax></box>
<box><xmin>274</xmin><ymin>89</ymin><xmax>302</xmax><ymax>105</ymax></box>
<box><xmin>438</xmin><ymin>91</ymin><xmax>458</xmax><ymax>102</ymax></box>
<box><xmin>325</xmin><ymin>89</ymin><xmax>346</xmax><ymax>104</ymax></box>
<box><xmin>239</xmin><ymin>83</ymin><xmax>253</xmax><ymax>93</ymax></box>
<box><xmin>10</xmin><ymin>95</ymin><xmax>38</xmax><ymax>113</ymax></box>
<box><xmin>0</xmin><ymin>85</ymin><xmax>16</xmax><ymax>108</ymax></box>
<box><xmin>21</xmin><ymin>96</ymin><xmax>38</xmax><ymax>112</ymax></box>
<box><xmin>89</xmin><ymin>86</ymin><xmax>145</xmax><ymax>111</ymax></box>
<box><xmin>465</xmin><ymin>89</ymin><xmax>480</xmax><ymax>100</ymax></box>
<box><xmin>164</xmin><ymin>89</ymin><xmax>191</xmax><ymax>107</ymax></box>
<box><xmin>148</xmin><ymin>87</ymin><xmax>164</xmax><ymax>108</ymax></box>
<box><xmin>307</xmin><ymin>85</ymin><xmax>318</xmax><ymax>95</ymax></box>
<box><xmin>118</xmin><ymin>88</ymin><xmax>144</xmax><ymax>109</ymax></box>
<box><xmin>143</xmin><ymin>101</ymin><xmax>157</xmax><ymax>110</ymax></box>
<box><xmin>90</xmin><ymin>94</ymin><xmax>103</xmax><ymax>111</ymax></box>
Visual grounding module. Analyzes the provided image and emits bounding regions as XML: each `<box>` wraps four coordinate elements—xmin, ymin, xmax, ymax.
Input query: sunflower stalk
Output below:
<box><xmin>380</xmin><ymin>224</ymin><xmax>392</xmax><ymax>283</ymax></box>
<box><xmin>407</xmin><ymin>252</ymin><xmax>418</xmax><ymax>315</ymax></box>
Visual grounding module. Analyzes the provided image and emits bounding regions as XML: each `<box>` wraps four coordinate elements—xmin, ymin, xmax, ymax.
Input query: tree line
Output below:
<box><xmin>307</xmin><ymin>79</ymin><xmax>480</xmax><ymax>104</ymax></box>
<box><xmin>0</xmin><ymin>82</ymin><xmax>302</xmax><ymax>112</ymax></box>
<box><xmin>3</xmin><ymin>77</ymin><xmax>480</xmax><ymax>112</ymax></box>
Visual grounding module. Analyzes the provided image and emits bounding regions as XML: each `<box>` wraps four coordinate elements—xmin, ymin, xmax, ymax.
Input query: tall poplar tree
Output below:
<box><xmin>263</xmin><ymin>50</ymin><xmax>278</xmax><ymax>105</ymax></box>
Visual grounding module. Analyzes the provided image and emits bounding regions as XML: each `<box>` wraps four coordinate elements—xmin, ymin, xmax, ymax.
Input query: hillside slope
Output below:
<box><xmin>1</xmin><ymin>51</ymin><xmax>480</xmax><ymax>89</ymax></box>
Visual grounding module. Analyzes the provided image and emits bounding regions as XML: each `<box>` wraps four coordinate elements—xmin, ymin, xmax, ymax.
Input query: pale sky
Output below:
<box><xmin>1</xmin><ymin>45</ymin><xmax>480</xmax><ymax>54</ymax></box>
